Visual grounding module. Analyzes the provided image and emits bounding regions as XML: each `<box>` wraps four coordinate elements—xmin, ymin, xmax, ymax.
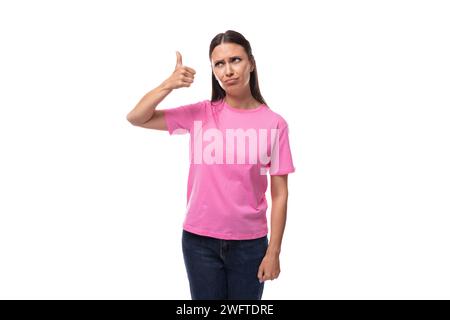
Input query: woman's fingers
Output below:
<box><xmin>174</xmin><ymin>51</ymin><xmax>196</xmax><ymax>74</ymax></box>
<box><xmin>170</xmin><ymin>51</ymin><xmax>195</xmax><ymax>88</ymax></box>
<box><xmin>184</xmin><ymin>66</ymin><xmax>196</xmax><ymax>75</ymax></box>
<box><xmin>180</xmin><ymin>69</ymin><xmax>195</xmax><ymax>78</ymax></box>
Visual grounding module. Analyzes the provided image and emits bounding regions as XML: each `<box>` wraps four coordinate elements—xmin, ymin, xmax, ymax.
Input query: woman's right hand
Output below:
<box><xmin>162</xmin><ymin>51</ymin><xmax>196</xmax><ymax>90</ymax></box>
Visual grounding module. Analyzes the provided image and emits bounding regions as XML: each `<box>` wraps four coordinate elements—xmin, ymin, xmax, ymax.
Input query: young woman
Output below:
<box><xmin>126</xmin><ymin>30</ymin><xmax>295</xmax><ymax>300</ymax></box>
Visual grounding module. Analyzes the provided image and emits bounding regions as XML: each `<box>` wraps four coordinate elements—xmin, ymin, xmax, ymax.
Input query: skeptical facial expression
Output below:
<box><xmin>211</xmin><ymin>43</ymin><xmax>254</xmax><ymax>91</ymax></box>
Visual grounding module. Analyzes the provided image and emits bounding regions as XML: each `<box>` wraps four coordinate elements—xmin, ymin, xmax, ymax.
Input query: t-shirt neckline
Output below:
<box><xmin>222</xmin><ymin>99</ymin><xmax>266</xmax><ymax>113</ymax></box>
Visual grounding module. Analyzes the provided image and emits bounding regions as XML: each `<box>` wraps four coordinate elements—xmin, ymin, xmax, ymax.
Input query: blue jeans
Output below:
<box><xmin>182</xmin><ymin>229</ymin><xmax>268</xmax><ymax>300</ymax></box>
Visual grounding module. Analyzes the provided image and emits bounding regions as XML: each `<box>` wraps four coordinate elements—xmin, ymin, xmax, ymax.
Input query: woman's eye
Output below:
<box><xmin>215</xmin><ymin>58</ymin><xmax>240</xmax><ymax>67</ymax></box>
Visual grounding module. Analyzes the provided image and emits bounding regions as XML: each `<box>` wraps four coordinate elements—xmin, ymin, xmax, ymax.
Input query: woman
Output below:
<box><xmin>126</xmin><ymin>30</ymin><xmax>295</xmax><ymax>300</ymax></box>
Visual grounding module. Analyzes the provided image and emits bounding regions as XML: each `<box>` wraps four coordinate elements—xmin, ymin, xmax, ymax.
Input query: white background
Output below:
<box><xmin>0</xmin><ymin>0</ymin><xmax>449</xmax><ymax>299</ymax></box>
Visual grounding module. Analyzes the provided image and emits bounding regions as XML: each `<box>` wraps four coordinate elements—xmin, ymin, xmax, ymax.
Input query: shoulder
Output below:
<box><xmin>264</xmin><ymin>106</ymin><xmax>290</xmax><ymax>129</ymax></box>
<box><xmin>169</xmin><ymin>99</ymin><xmax>210</xmax><ymax>114</ymax></box>
<box><xmin>185</xmin><ymin>99</ymin><xmax>210</xmax><ymax>109</ymax></box>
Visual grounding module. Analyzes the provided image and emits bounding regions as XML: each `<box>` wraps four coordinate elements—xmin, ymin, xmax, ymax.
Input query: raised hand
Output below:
<box><xmin>163</xmin><ymin>51</ymin><xmax>196</xmax><ymax>90</ymax></box>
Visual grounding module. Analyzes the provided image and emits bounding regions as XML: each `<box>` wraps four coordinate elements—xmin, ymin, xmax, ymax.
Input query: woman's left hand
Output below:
<box><xmin>257</xmin><ymin>253</ymin><xmax>280</xmax><ymax>282</ymax></box>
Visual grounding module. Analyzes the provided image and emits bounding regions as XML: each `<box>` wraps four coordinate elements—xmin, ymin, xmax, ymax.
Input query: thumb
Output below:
<box><xmin>257</xmin><ymin>265</ymin><xmax>264</xmax><ymax>283</ymax></box>
<box><xmin>175</xmin><ymin>51</ymin><xmax>183</xmax><ymax>68</ymax></box>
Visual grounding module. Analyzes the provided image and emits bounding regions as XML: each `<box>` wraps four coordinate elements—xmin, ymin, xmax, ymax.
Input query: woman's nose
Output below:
<box><xmin>225</xmin><ymin>63</ymin><xmax>234</xmax><ymax>75</ymax></box>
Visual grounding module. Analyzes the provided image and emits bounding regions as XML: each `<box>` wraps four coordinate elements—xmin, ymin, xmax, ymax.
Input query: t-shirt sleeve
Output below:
<box><xmin>269</xmin><ymin>118</ymin><xmax>296</xmax><ymax>175</ymax></box>
<box><xmin>162</xmin><ymin>100</ymin><xmax>207</xmax><ymax>135</ymax></box>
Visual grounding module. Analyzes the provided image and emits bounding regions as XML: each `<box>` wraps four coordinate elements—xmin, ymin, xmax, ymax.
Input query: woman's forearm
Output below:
<box><xmin>126</xmin><ymin>81</ymin><xmax>173</xmax><ymax>125</ymax></box>
<box><xmin>267</xmin><ymin>195</ymin><xmax>288</xmax><ymax>256</ymax></box>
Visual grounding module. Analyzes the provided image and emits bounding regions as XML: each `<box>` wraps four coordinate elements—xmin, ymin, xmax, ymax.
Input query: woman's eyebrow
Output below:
<box><xmin>213</xmin><ymin>56</ymin><xmax>241</xmax><ymax>63</ymax></box>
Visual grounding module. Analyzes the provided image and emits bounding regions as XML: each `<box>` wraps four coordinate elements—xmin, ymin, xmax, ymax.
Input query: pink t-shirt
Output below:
<box><xmin>163</xmin><ymin>98</ymin><xmax>295</xmax><ymax>240</ymax></box>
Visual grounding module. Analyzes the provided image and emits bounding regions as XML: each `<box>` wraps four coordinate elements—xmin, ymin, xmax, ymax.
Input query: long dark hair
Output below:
<box><xmin>209</xmin><ymin>30</ymin><xmax>269</xmax><ymax>109</ymax></box>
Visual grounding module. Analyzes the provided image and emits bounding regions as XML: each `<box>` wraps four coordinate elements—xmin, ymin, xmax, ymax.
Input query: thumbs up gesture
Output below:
<box><xmin>163</xmin><ymin>51</ymin><xmax>196</xmax><ymax>90</ymax></box>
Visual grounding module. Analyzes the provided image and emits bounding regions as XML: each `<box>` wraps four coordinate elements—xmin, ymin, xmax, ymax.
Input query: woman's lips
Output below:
<box><xmin>224</xmin><ymin>78</ymin><xmax>238</xmax><ymax>85</ymax></box>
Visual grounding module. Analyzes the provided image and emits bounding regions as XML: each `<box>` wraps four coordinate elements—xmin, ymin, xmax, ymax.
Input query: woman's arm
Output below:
<box><xmin>126</xmin><ymin>82</ymin><xmax>173</xmax><ymax>129</ymax></box>
<box><xmin>126</xmin><ymin>51</ymin><xmax>196</xmax><ymax>128</ymax></box>
<box><xmin>257</xmin><ymin>174</ymin><xmax>288</xmax><ymax>282</ymax></box>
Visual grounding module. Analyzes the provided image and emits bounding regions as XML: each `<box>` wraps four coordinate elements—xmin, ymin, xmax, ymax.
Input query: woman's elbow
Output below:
<box><xmin>126</xmin><ymin>112</ymin><xmax>141</xmax><ymax>126</ymax></box>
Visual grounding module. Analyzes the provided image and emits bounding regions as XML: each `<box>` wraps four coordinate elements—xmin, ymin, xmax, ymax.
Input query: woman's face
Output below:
<box><xmin>211</xmin><ymin>43</ymin><xmax>254</xmax><ymax>92</ymax></box>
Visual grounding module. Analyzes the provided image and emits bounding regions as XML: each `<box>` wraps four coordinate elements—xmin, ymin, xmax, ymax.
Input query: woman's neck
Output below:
<box><xmin>224</xmin><ymin>95</ymin><xmax>260</xmax><ymax>109</ymax></box>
